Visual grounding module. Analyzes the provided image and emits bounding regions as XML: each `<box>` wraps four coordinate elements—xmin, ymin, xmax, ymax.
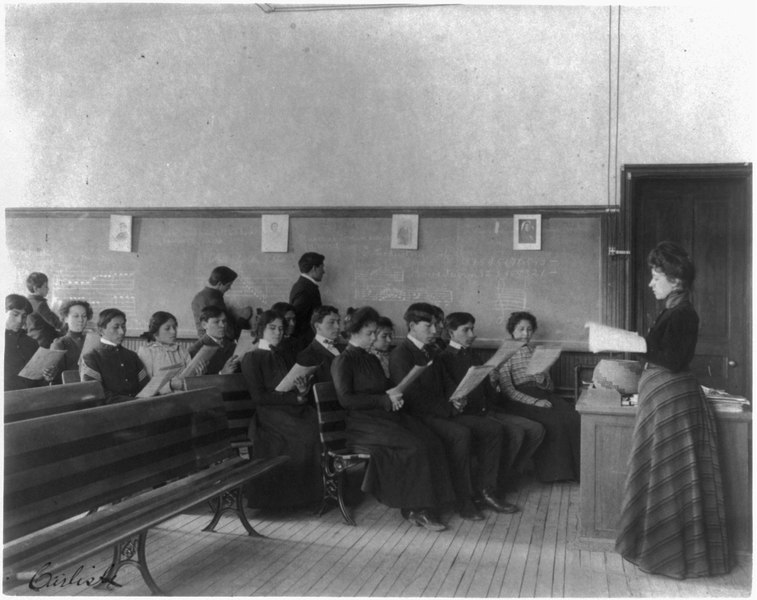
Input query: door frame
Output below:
<box><xmin>619</xmin><ymin>162</ymin><xmax>752</xmax><ymax>393</ymax></box>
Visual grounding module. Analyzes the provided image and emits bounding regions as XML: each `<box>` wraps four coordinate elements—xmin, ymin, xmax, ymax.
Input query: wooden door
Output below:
<box><xmin>623</xmin><ymin>164</ymin><xmax>752</xmax><ymax>396</ymax></box>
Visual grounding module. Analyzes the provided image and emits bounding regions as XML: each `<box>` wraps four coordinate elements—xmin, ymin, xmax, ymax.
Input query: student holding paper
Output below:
<box><xmin>389</xmin><ymin>303</ymin><xmax>517</xmax><ymax>520</ymax></box>
<box><xmin>438</xmin><ymin>312</ymin><xmax>545</xmax><ymax>491</ymax></box>
<box><xmin>80</xmin><ymin>308</ymin><xmax>148</xmax><ymax>402</ymax></box>
<box><xmin>615</xmin><ymin>242</ymin><xmax>730</xmax><ymax>579</ymax></box>
<box><xmin>241</xmin><ymin>310</ymin><xmax>321</xmax><ymax>508</ymax></box>
<box><xmin>491</xmin><ymin>311</ymin><xmax>580</xmax><ymax>483</ymax></box>
<box><xmin>188</xmin><ymin>306</ymin><xmax>240</xmax><ymax>375</ymax></box>
<box><xmin>50</xmin><ymin>299</ymin><xmax>93</xmax><ymax>382</ymax></box>
<box><xmin>331</xmin><ymin>307</ymin><xmax>454</xmax><ymax>531</ymax></box>
<box><xmin>369</xmin><ymin>316</ymin><xmax>395</xmax><ymax>378</ymax></box>
<box><xmin>5</xmin><ymin>294</ymin><xmax>51</xmax><ymax>390</ymax></box>
<box><xmin>137</xmin><ymin>311</ymin><xmax>200</xmax><ymax>394</ymax></box>
<box><xmin>270</xmin><ymin>301</ymin><xmax>304</xmax><ymax>357</ymax></box>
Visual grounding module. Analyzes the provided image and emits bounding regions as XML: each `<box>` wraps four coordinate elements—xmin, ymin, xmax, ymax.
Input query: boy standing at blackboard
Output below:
<box><xmin>191</xmin><ymin>266</ymin><xmax>253</xmax><ymax>339</ymax></box>
<box><xmin>25</xmin><ymin>272</ymin><xmax>62</xmax><ymax>348</ymax></box>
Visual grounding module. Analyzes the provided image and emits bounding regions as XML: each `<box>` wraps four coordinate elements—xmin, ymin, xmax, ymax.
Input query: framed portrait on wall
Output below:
<box><xmin>513</xmin><ymin>214</ymin><xmax>541</xmax><ymax>250</ymax></box>
<box><xmin>391</xmin><ymin>214</ymin><xmax>419</xmax><ymax>250</ymax></box>
<box><xmin>109</xmin><ymin>214</ymin><xmax>132</xmax><ymax>252</ymax></box>
<box><xmin>261</xmin><ymin>214</ymin><xmax>289</xmax><ymax>252</ymax></box>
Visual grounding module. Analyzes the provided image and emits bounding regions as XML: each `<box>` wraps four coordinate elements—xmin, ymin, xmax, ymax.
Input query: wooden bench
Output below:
<box><xmin>185</xmin><ymin>373</ymin><xmax>255</xmax><ymax>454</ymax></box>
<box><xmin>3</xmin><ymin>388</ymin><xmax>288</xmax><ymax>595</ymax></box>
<box><xmin>4</xmin><ymin>380</ymin><xmax>106</xmax><ymax>423</ymax></box>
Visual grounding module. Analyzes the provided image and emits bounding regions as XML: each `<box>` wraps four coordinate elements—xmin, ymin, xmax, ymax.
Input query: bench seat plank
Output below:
<box><xmin>3</xmin><ymin>381</ymin><xmax>105</xmax><ymax>423</ymax></box>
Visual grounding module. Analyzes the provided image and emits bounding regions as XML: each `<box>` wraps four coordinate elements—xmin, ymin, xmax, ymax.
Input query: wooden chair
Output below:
<box><xmin>61</xmin><ymin>369</ymin><xmax>81</xmax><ymax>384</ymax></box>
<box><xmin>184</xmin><ymin>373</ymin><xmax>255</xmax><ymax>456</ymax></box>
<box><xmin>312</xmin><ymin>382</ymin><xmax>370</xmax><ymax>526</ymax></box>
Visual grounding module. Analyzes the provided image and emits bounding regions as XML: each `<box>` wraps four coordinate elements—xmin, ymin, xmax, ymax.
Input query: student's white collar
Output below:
<box><xmin>449</xmin><ymin>340</ymin><xmax>464</xmax><ymax>350</ymax></box>
<box><xmin>407</xmin><ymin>334</ymin><xmax>425</xmax><ymax>350</ymax></box>
<box><xmin>316</xmin><ymin>334</ymin><xmax>337</xmax><ymax>347</ymax></box>
<box><xmin>301</xmin><ymin>274</ymin><xmax>320</xmax><ymax>286</ymax></box>
<box><xmin>258</xmin><ymin>339</ymin><xmax>273</xmax><ymax>351</ymax></box>
<box><xmin>100</xmin><ymin>338</ymin><xmax>118</xmax><ymax>347</ymax></box>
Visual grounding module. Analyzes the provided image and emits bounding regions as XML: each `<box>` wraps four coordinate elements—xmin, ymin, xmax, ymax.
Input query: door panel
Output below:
<box><xmin>626</xmin><ymin>165</ymin><xmax>751</xmax><ymax>396</ymax></box>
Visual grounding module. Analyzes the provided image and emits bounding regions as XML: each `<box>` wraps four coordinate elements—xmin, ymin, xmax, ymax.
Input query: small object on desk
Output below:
<box><xmin>592</xmin><ymin>359</ymin><xmax>643</xmax><ymax>396</ymax></box>
<box><xmin>620</xmin><ymin>394</ymin><xmax>638</xmax><ymax>407</ymax></box>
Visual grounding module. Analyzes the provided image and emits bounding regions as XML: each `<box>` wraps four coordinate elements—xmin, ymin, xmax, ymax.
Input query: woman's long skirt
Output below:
<box><xmin>345</xmin><ymin>411</ymin><xmax>456</xmax><ymax>510</ymax></box>
<box><xmin>246</xmin><ymin>404</ymin><xmax>322</xmax><ymax>508</ymax></box>
<box><xmin>504</xmin><ymin>385</ymin><xmax>581</xmax><ymax>482</ymax></box>
<box><xmin>615</xmin><ymin>366</ymin><xmax>731</xmax><ymax>579</ymax></box>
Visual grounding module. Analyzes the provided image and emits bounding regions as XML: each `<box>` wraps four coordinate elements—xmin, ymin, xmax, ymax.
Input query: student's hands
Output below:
<box><xmin>220</xmin><ymin>356</ymin><xmax>240</xmax><ymax>375</ymax></box>
<box><xmin>450</xmin><ymin>395</ymin><xmax>468</xmax><ymax>411</ymax></box>
<box><xmin>387</xmin><ymin>390</ymin><xmax>404</xmax><ymax>411</ymax></box>
<box><xmin>534</xmin><ymin>372</ymin><xmax>548</xmax><ymax>386</ymax></box>
<box><xmin>534</xmin><ymin>398</ymin><xmax>552</xmax><ymax>409</ymax></box>
<box><xmin>42</xmin><ymin>367</ymin><xmax>56</xmax><ymax>382</ymax></box>
<box><xmin>294</xmin><ymin>374</ymin><xmax>312</xmax><ymax>396</ymax></box>
<box><xmin>195</xmin><ymin>359</ymin><xmax>209</xmax><ymax>376</ymax></box>
<box><xmin>169</xmin><ymin>376</ymin><xmax>186</xmax><ymax>392</ymax></box>
<box><xmin>241</xmin><ymin>306</ymin><xmax>253</xmax><ymax>320</ymax></box>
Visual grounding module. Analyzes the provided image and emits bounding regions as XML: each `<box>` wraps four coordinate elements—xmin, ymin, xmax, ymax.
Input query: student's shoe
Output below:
<box><xmin>459</xmin><ymin>502</ymin><xmax>485</xmax><ymax>521</ymax></box>
<box><xmin>479</xmin><ymin>489</ymin><xmax>520</xmax><ymax>514</ymax></box>
<box><xmin>407</xmin><ymin>509</ymin><xmax>446</xmax><ymax>531</ymax></box>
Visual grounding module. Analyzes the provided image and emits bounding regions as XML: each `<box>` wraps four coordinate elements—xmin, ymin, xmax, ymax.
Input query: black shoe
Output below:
<box><xmin>479</xmin><ymin>489</ymin><xmax>519</xmax><ymax>514</ymax></box>
<box><xmin>459</xmin><ymin>503</ymin><xmax>485</xmax><ymax>521</ymax></box>
<box><xmin>407</xmin><ymin>509</ymin><xmax>446</xmax><ymax>531</ymax></box>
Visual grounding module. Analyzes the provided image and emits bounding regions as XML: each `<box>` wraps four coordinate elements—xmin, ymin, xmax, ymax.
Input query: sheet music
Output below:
<box><xmin>449</xmin><ymin>365</ymin><xmax>494</xmax><ymax>401</ymax></box>
<box><xmin>387</xmin><ymin>363</ymin><xmax>430</xmax><ymax>395</ymax></box>
<box><xmin>483</xmin><ymin>340</ymin><xmax>524</xmax><ymax>367</ymax></box>
<box><xmin>18</xmin><ymin>347</ymin><xmax>67</xmax><ymax>380</ymax></box>
<box><xmin>524</xmin><ymin>345</ymin><xmax>562</xmax><ymax>376</ymax></box>
<box><xmin>586</xmin><ymin>322</ymin><xmax>647</xmax><ymax>354</ymax></box>
<box><xmin>274</xmin><ymin>363</ymin><xmax>319</xmax><ymax>392</ymax></box>
<box><xmin>136</xmin><ymin>363</ymin><xmax>184</xmax><ymax>398</ymax></box>
<box><xmin>179</xmin><ymin>344</ymin><xmax>218</xmax><ymax>378</ymax></box>
<box><xmin>232</xmin><ymin>330</ymin><xmax>257</xmax><ymax>358</ymax></box>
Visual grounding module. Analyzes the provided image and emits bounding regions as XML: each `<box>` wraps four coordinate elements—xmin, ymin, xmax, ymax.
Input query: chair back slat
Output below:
<box><xmin>4</xmin><ymin>381</ymin><xmax>106</xmax><ymax>423</ymax></box>
<box><xmin>4</xmin><ymin>388</ymin><xmax>229</xmax><ymax>542</ymax></box>
<box><xmin>313</xmin><ymin>382</ymin><xmax>350</xmax><ymax>452</ymax></box>
<box><xmin>185</xmin><ymin>373</ymin><xmax>255</xmax><ymax>443</ymax></box>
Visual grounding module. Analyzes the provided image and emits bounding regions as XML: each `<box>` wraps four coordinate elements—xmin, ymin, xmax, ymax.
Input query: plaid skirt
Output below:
<box><xmin>615</xmin><ymin>366</ymin><xmax>731</xmax><ymax>578</ymax></box>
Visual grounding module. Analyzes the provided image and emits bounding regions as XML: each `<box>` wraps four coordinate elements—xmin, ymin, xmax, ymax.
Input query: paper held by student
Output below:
<box><xmin>137</xmin><ymin>363</ymin><xmax>184</xmax><ymax>398</ymax></box>
<box><xmin>524</xmin><ymin>345</ymin><xmax>562</xmax><ymax>376</ymax></box>
<box><xmin>179</xmin><ymin>344</ymin><xmax>218</xmax><ymax>378</ymax></box>
<box><xmin>483</xmin><ymin>340</ymin><xmax>523</xmax><ymax>368</ymax></box>
<box><xmin>387</xmin><ymin>363</ymin><xmax>431</xmax><ymax>396</ymax></box>
<box><xmin>275</xmin><ymin>363</ymin><xmax>320</xmax><ymax>392</ymax></box>
<box><xmin>586</xmin><ymin>322</ymin><xmax>647</xmax><ymax>354</ymax></box>
<box><xmin>450</xmin><ymin>365</ymin><xmax>494</xmax><ymax>401</ymax></box>
<box><xmin>18</xmin><ymin>347</ymin><xmax>66</xmax><ymax>380</ymax></box>
<box><xmin>233</xmin><ymin>330</ymin><xmax>257</xmax><ymax>358</ymax></box>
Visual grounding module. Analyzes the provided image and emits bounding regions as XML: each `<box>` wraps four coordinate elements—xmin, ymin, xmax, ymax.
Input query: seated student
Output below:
<box><xmin>296</xmin><ymin>305</ymin><xmax>345</xmax><ymax>388</ymax></box>
<box><xmin>188</xmin><ymin>305</ymin><xmax>240</xmax><ymax>375</ymax></box>
<box><xmin>138</xmin><ymin>311</ymin><xmax>203</xmax><ymax>394</ymax></box>
<box><xmin>429</xmin><ymin>304</ymin><xmax>449</xmax><ymax>351</ymax></box>
<box><xmin>50</xmin><ymin>299</ymin><xmax>93</xmax><ymax>383</ymax></box>
<box><xmin>491</xmin><ymin>311</ymin><xmax>581</xmax><ymax>483</ymax></box>
<box><xmin>191</xmin><ymin>266</ymin><xmax>253</xmax><ymax>339</ymax></box>
<box><xmin>241</xmin><ymin>309</ymin><xmax>321</xmax><ymax>508</ymax></box>
<box><xmin>80</xmin><ymin>308</ymin><xmax>148</xmax><ymax>403</ymax></box>
<box><xmin>389</xmin><ymin>303</ymin><xmax>518</xmax><ymax>520</ymax></box>
<box><xmin>331</xmin><ymin>306</ymin><xmax>455</xmax><ymax>531</ymax></box>
<box><xmin>340</xmin><ymin>307</ymin><xmax>356</xmax><ymax>343</ymax></box>
<box><xmin>25</xmin><ymin>271</ymin><xmax>62</xmax><ymax>348</ymax></box>
<box><xmin>271</xmin><ymin>301</ymin><xmax>304</xmax><ymax>358</ymax></box>
<box><xmin>4</xmin><ymin>294</ymin><xmax>53</xmax><ymax>391</ymax></box>
<box><xmin>369</xmin><ymin>316</ymin><xmax>395</xmax><ymax>378</ymax></box>
<box><xmin>437</xmin><ymin>312</ymin><xmax>545</xmax><ymax>491</ymax></box>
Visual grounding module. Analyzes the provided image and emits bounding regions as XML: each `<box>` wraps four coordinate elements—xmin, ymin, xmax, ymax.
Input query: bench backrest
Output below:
<box><xmin>312</xmin><ymin>382</ymin><xmax>349</xmax><ymax>453</ymax></box>
<box><xmin>184</xmin><ymin>373</ymin><xmax>254</xmax><ymax>444</ymax></box>
<box><xmin>4</xmin><ymin>387</ymin><xmax>229</xmax><ymax>542</ymax></box>
<box><xmin>3</xmin><ymin>380</ymin><xmax>106</xmax><ymax>423</ymax></box>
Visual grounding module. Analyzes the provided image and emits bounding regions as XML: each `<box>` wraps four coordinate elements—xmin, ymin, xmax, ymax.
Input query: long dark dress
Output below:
<box><xmin>615</xmin><ymin>292</ymin><xmax>731</xmax><ymax>578</ymax></box>
<box><xmin>331</xmin><ymin>344</ymin><xmax>456</xmax><ymax>510</ymax></box>
<box><xmin>241</xmin><ymin>346</ymin><xmax>321</xmax><ymax>508</ymax></box>
<box><xmin>492</xmin><ymin>343</ymin><xmax>581</xmax><ymax>482</ymax></box>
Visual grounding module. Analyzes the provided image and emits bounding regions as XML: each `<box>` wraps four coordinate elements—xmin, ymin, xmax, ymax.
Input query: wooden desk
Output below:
<box><xmin>576</xmin><ymin>387</ymin><xmax>752</xmax><ymax>553</ymax></box>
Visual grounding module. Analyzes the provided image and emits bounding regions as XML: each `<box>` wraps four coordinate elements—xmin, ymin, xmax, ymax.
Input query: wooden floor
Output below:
<box><xmin>7</xmin><ymin>477</ymin><xmax>751</xmax><ymax>597</ymax></box>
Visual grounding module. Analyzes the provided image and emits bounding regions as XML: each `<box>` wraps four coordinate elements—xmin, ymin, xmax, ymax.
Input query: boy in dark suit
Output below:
<box><xmin>25</xmin><ymin>272</ymin><xmax>62</xmax><ymax>348</ymax></box>
<box><xmin>191</xmin><ymin>266</ymin><xmax>252</xmax><ymax>339</ymax></box>
<box><xmin>289</xmin><ymin>252</ymin><xmax>325</xmax><ymax>344</ymax></box>
<box><xmin>389</xmin><ymin>304</ymin><xmax>518</xmax><ymax>520</ymax></box>
<box><xmin>437</xmin><ymin>312</ymin><xmax>545</xmax><ymax>493</ymax></box>
<box><xmin>296</xmin><ymin>305</ymin><xmax>344</xmax><ymax>389</ymax></box>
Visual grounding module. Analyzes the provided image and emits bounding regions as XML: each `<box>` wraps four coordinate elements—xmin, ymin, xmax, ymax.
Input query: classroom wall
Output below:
<box><xmin>3</xmin><ymin>4</ymin><xmax>752</xmax><ymax>210</ymax></box>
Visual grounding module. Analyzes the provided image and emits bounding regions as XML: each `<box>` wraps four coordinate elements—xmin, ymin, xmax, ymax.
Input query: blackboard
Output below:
<box><xmin>6</xmin><ymin>213</ymin><xmax>602</xmax><ymax>345</ymax></box>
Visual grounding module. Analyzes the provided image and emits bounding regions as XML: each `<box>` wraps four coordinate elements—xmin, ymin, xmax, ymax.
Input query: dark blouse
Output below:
<box><xmin>4</xmin><ymin>329</ymin><xmax>45</xmax><ymax>391</ymax></box>
<box><xmin>644</xmin><ymin>300</ymin><xmax>699</xmax><ymax>373</ymax></box>
<box><xmin>241</xmin><ymin>347</ymin><xmax>302</xmax><ymax>406</ymax></box>
<box><xmin>80</xmin><ymin>342</ymin><xmax>148</xmax><ymax>401</ymax></box>
<box><xmin>331</xmin><ymin>344</ymin><xmax>393</xmax><ymax>415</ymax></box>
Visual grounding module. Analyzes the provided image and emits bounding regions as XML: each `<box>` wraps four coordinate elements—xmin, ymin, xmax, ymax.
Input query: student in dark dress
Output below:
<box><xmin>271</xmin><ymin>301</ymin><xmax>304</xmax><ymax>358</ymax></box>
<box><xmin>80</xmin><ymin>308</ymin><xmax>148</xmax><ymax>403</ymax></box>
<box><xmin>491</xmin><ymin>311</ymin><xmax>581</xmax><ymax>482</ymax></box>
<box><xmin>438</xmin><ymin>312</ymin><xmax>545</xmax><ymax>492</ymax></box>
<box><xmin>4</xmin><ymin>294</ymin><xmax>51</xmax><ymax>391</ymax></box>
<box><xmin>188</xmin><ymin>305</ymin><xmax>240</xmax><ymax>375</ymax></box>
<box><xmin>616</xmin><ymin>242</ymin><xmax>731</xmax><ymax>578</ymax></box>
<box><xmin>389</xmin><ymin>303</ymin><xmax>518</xmax><ymax>520</ymax></box>
<box><xmin>331</xmin><ymin>307</ymin><xmax>454</xmax><ymax>531</ymax></box>
<box><xmin>296</xmin><ymin>305</ymin><xmax>345</xmax><ymax>390</ymax></box>
<box><xmin>241</xmin><ymin>309</ymin><xmax>321</xmax><ymax>508</ymax></box>
<box><xmin>50</xmin><ymin>299</ymin><xmax>93</xmax><ymax>383</ymax></box>
<box><xmin>25</xmin><ymin>272</ymin><xmax>62</xmax><ymax>348</ymax></box>
<box><xmin>288</xmin><ymin>252</ymin><xmax>325</xmax><ymax>344</ymax></box>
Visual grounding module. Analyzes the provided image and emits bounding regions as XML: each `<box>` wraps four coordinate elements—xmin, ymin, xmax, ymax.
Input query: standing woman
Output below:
<box><xmin>616</xmin><ymin>242</ymin><xmax>731</xmax><ymax>578</ymax></box>
<box><xmin>241</xmin><ymin>309</ymin><xmax>321</xmax><ymax>509</ymax></box>
<box><xmin>332</xmin><ymin>307</ymin><xmax>454</xmax><ymax>531</ymax></box>
<box><xmin>50</xmin><ymin>299</ymin><xmax>93</xmax><ymax>382</ymax></box>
